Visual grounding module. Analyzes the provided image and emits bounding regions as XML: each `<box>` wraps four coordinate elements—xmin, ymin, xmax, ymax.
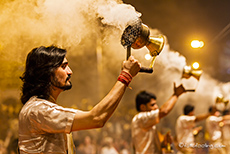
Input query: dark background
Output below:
<box><xmin>123</xmin><ymin>0</ymin><xmax>230</xmax><ymax>82</ymax></box>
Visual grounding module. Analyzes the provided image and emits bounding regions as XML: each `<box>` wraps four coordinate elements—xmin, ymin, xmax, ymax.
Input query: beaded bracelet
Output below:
<box><xmin>117</xmin><ymin>71</ymin><xmax>132</xmax><ymax>86</ymax></box>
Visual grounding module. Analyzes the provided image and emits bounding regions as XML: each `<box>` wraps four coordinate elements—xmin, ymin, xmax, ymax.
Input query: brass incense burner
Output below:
<box><xmin>181</xmin><ymin>65</ymin><xmax>203</xmax><ymax>92</ymax></box>
<box><xmin>216</xmin><ymin>94</ymin><xmax>229</xmax><ymax>108</ymax></box>
<box><xmin>182</xmin><ymin>65</ymin><xmax>203</xmax><ymax>80</ymax></box>
<box><xmin>121</xmin><ymin>18</ymin><xmax>165</xmax><ymax>73</ymax></box>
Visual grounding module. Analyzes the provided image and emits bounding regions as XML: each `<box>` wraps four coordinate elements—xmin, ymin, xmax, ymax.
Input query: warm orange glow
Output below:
<box><xmin>145</xmin><ymin>53</ymin><xmax>152</xmax><ymax>60</ymax></box>
<box><xmin>191</xmin><ymin>40</ymin><xmax>204</xmax><ymax>48</ymax></box>
<box><xmin>192</xmin><ymin>62</ymin><xmax>200</xmax><ymax>69</ymax></box>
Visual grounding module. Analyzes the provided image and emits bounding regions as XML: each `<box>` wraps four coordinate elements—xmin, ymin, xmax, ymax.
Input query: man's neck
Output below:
<box><xmin>49</xmin><ymin>95</ymin><xmax>56</xmax><ymax>103</ymax></box>
<box><xmin>50</xmin><ymin>86</ymin><xmax>63</xmax><ymax>103</ymax></box>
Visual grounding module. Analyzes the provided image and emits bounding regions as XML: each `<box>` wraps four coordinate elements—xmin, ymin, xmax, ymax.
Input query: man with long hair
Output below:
<box><xmin>18</xmin><ymin>45</ymin><xmax>141</xmax><ymax>153</ymax></box>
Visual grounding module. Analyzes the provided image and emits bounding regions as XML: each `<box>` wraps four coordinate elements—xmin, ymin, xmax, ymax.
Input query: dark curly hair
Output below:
<box><xmin>20</xmin><ymin>45</ymin><xmax>67</xmax><ymax>104</ymax></box>
<box><xmin>183</xmin><ymin>104</ymin><xmax>194</xmax><ymax>115</ymax></box>
<box><xmin>135</xmin><ymin>91</ymin><xmax>157</xmax><ymax>112</ymax></box>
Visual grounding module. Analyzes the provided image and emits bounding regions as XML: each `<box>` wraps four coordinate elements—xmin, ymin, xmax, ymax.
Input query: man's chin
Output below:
<box><xmin>63</xmin><ymin>84</ymin><xmax>72</xmax><ymax>91</ymax></box>
<box><xmin>56</xmin><ymin>82</ymin><xmax>72</xmax><ymax>91</ymax></box>
<box><xmin>63</xmin><ymin>82</ymin><xmax>72</xmax><ymax>91</ymax></box>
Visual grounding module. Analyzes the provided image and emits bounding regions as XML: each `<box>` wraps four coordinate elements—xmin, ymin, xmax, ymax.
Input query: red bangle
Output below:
<box><xmin>117</xmin><ymin>71</ymin><xmax>132</xmax><ymax>86</ymax></box>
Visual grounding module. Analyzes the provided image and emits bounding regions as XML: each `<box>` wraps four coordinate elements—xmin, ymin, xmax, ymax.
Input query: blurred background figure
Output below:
<box><xmin>119</xmin><ymin>141</ymin><xmax>130</xmax><ymax>154</ymax></box>
<box><xmin>205</xmin><ymin>106</ymin><xmax>226</xmax><ymax>154</ymax></box>
<box><xmin>222</xmin><ymin>109</ymin><xmax>230</xmax><ymax>154</ymax></box>
<box><xmin>100</xmin><ymin>137</ymin><xmax>119</xmax><ymax>154</ymax></box>
<box><xmin>82</xmin><ymin>135</ymin><xmax>96</xmax><ymax>154</ymax></box>
<box><xmin>160</xmin><ymin>132</ymin><xmax>174</xmax><ymax>154</ymax></box>
<box><xmin>0</xmin><ymin>140</ymin><xmax>7</xmax><ymax>154</ymax></box>
<box><xmin>176</xmin><ymin>104</ymin><xmax>210</xmax><ymax>154</ymax></box>
<box><xmin>0</xmin><ymin>97</ymin><xmax>20</xmax><ymax>154</ymax></box>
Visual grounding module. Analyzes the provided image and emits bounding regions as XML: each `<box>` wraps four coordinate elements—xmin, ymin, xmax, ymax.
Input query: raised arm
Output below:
<box><xmin>71</xmin><ymin>56</ymin><xmax>140</xmax><ymax>131</ymax></box>
<box><xmin>195</xmin><ymin>113</ymin><xmax>210</xmax><ymax>122</ymax></box>
<box><xmin>159</xmin><ymin>83</ymin><xmax>186</xmax><ymax>119</ymax></box>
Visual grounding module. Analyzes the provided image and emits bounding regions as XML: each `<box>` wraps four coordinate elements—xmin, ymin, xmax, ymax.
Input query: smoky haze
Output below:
<box><xmin>0</xmin><ymin>0</ymin><xmax>230</xmax><ymax>136</ymax></box>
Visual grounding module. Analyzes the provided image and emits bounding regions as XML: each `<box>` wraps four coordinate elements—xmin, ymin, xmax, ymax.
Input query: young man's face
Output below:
<box><xmin>144</xmin><ymin>98</ymin><xmax>158</xmax><ymax>111</ymax></box>
<box><xmin>52</xmin><ymin>58</ymin><xmax>73</xmax><ymax>90</ymax></box>
<box><xmin>214</xmin><ymin>111</ymin><xmax>221</xmax><ymax>116</ymax></box>
<box><xmin>188</xmin><ymin>110</ymin><xmax>195</xmax><ymax>116</ymax></box>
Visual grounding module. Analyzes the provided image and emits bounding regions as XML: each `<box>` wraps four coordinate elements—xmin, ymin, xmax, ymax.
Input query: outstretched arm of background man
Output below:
<box><xmin>195</xmin><ymin>113</ymin><xmax>210</xmax><ymax>122</ymax></box>
<box><xmin>71</xmin><ymin>56</ymin><xmax>140</xmax><ymax>131</ymax></box>
<box><xmin>159</xmin><ymin>83</ymin><xmax>186</xmax><ymax>119</ymax></box>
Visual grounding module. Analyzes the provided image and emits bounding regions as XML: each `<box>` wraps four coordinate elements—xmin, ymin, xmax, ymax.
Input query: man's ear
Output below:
<box><xmin>140</xmin><ymin>104</ymin><xmax>146</xmax><ymax>111</ymax></box>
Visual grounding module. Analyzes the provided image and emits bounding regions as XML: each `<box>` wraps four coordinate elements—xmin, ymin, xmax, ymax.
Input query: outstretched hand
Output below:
<box><xmin>193</xmin><ymin>126</ymin><xmax>203</xmax><ymax>136</ymax></box>
<box><xmin>164</xmin><ymin>132</ymin><xmax>173</xmax><ymax>144</ymax></box>
<box><xmin>161</xmin><ymin>132</ymin><xmax>173</xmax><ymax>148</ymax></box>
<box><xmin>173</xmin><ymin>82</ymin><xmax>186</xmax><ymax>97</ymax></box>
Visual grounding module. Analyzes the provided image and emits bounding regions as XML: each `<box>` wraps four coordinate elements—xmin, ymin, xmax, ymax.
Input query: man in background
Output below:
<box><xmin>206</xmin><ymin>106</ymin><xmax>225</xmax><ymax>154</ymax></box>
<box><xmin>222</xmin><ymin>109</ymin><xmax>230</xmax><ymax>154</ymax></box>
<box><xmin>176</xmin><ymin>104</ymin><xmax>210</xmax><ymax>154</ymax></box>
<box><xmin>131</xmin><ymin>83</ymin><xmax>186</xmax><ymax>154</ymax></box>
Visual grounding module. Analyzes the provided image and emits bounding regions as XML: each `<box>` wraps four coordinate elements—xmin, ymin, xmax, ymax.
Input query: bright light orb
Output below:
<box><xmin>145</xmin><ymin>53</ymin><xmax>152</xmax><ymax>60</ymax></box>
<box><xmin>191</xmin><ymin>40</ymin><xmax>204</xmax><ymax>48</ymax></box>
<box><xmin>192</xmin><ymin>62</ymin><xmax>200</xmax><ymax>69</ymax></box>
<box><xmin>199</xmin><ymin>41</ymin><xmax>204</xmax><ymax>48</ymax></box>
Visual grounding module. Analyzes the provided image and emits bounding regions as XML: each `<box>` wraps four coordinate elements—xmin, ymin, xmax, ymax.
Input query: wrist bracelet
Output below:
<box><xmin>117</xmin><ymin>71</ymin><xmax>132</xmax><ymax>86</ymax></box>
